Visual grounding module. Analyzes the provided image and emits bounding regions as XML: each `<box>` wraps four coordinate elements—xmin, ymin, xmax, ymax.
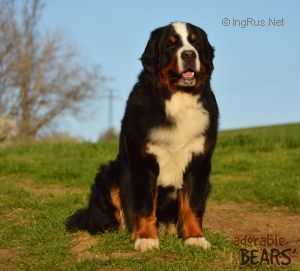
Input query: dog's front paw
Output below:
<box><xmin>134</xmin><ymin>238</ymin><xmax>159</xmax><ymax>252</ymax></box>
<box><xmin>184</xmin><ymin>237</ymin><xmax>211</xmax><ymax>250</ymax></box>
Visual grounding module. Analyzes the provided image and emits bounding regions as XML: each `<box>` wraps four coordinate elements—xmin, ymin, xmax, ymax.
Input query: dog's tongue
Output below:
<box><xmin>182</xmin><ymin>71</ymin><xmax>194</xmax><ymax>79</ymax></box>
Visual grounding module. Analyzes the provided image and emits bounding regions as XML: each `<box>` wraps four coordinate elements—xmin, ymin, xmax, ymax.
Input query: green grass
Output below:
<box><xmin>0</xmin><ymin>123</ymin><xmax>299</xmax><ymax>270</ymax></box>
<box><xmin>212</xmin><ymin>123</ymin><xmax>300</xmax><ymax>210</ymax></box>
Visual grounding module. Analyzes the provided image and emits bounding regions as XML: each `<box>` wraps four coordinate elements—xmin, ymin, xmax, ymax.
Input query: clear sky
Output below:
<box><xmin>41</xmin><ymin>0</ymin><xmax>300</xmax><ymax>141</ymax></box>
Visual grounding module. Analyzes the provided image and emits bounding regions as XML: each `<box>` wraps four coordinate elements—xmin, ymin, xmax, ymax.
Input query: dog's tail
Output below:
<box><xmin>65</xmin><ymin>160</ymin><xmax>123</xmax><ymax>234</ymax></box>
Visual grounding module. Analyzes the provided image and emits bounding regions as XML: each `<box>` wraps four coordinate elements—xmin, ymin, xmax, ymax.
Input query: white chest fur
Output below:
<box><xmin>147</xmin><ymin>92</ymin><xmax>209</xmax><ymax>189</ymax></box>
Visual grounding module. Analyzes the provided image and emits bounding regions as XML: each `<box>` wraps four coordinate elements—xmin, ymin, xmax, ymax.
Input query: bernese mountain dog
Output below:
<box><xmin>66</xmin><ymin>21</ymin><xmax>219</xmax><ymax>252</ymax></box>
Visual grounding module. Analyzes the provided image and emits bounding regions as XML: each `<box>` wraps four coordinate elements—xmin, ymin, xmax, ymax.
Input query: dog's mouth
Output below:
<box><xmin>177</xmin><ymin>69</ymin><xmax>196</xmax><ymax>87</ymax></box>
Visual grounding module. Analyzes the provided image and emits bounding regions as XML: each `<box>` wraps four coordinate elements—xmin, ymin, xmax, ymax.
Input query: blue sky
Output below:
<box><xmin>41</xmin><ymin>0</ymin><xmax>300</xmax><ymax>141</ymax></box>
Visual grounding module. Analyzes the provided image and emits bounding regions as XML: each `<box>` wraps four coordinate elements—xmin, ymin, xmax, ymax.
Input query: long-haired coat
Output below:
<box><xmin>66</xmin><ymin>21</ymin><xmax>219</xmax><ymax>252</ymax></box>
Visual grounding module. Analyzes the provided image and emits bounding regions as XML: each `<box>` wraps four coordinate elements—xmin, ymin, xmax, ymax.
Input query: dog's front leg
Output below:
<box><xmin>133</xmin><ymin>189</ymin><xmax>158</xmax><ymax>252</ymax></box>
<box><xmin>178</xmin><ymin>156</ymin><xmax>212</xmax><ymax>250</ymax></box>
<box><xmin>131</xmin><ymin>159</ymin><xmax>159</xmax><ymax>252</ymax></box>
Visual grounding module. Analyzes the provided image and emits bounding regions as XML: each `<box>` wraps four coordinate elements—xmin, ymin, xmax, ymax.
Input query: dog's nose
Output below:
<box><xmin>181</xmin><ymin>50</ymin><xmax>196</xmax><ymax>61</ymax></box>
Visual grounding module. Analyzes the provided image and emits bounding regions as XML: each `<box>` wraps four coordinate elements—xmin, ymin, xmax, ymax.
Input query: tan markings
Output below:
<box><xmin>168</xmin><ymin>35</ymin><xmax>178</xmax><ymax>44</ymax></box>
<box><xmin>110</xmin><ymin>187</ymin><xmax>126</xmax><ymax>230</ymax></box>
<box><xmin>178</xmin><ymin>190</ymin><xmax>203</xmax><ymax>239</ymax></box>
<box><xmin>133</xmin><ymin>190</ymin><xmax>158</xmax><ymax>240</ymax></box>
<box><xmin>159</xmin><ymin>55</ymin><xmax>178</xmax><ymax>93</ymax></box>
<box><xmin>159</xmin><ymin>223</ymin><xmax>178</xmax><ymax>235</ymax></box>
<box><xmin>189</xmin><ymin>32</ymin><xmax>197</xmax><ymax>43</ymax></box>
<box><xmin>166</xmin><ymin>223</ymin><xmax>178</xmax><ymax>235</ymax></box>
<box><xmin>195</xmin><ymin>66</ymin><xmax>210</xmax><ymax>90</ymax></box>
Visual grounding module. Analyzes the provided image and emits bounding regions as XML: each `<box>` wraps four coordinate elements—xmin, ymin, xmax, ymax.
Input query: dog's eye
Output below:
<box><xmin>168</xmin><ymin>35</ymin><xmax>178</xmax><ymax>46</ymax></box>
<box><xmin>189</xmin><ymin>33</ymin><xmax>197</xmax><ymax>44</ymax></box>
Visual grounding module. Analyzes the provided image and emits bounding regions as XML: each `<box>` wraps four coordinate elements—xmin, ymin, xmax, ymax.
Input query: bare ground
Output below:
<box><xmin>70</xmin><ymin>201</ymin><xmax>300</xmax><ymax>266</ymax></box>
<box><xmin>17</xmin><ymin>180</ymin><xmax>83</xmax><ymax>197</ymax></box>
<box><xmin>0</xmin><ymin>248</ymin><xmax>19</xmax><ymax>271</ymax></box>
<box><xmin>205</xmin><ymin>201</ymin><xmax>300</xmax><ymax>264</ymax></box>
<box><xmin>3</xmin><ymin>208</ymin><xmax>26</xmax><ymax>225</ymax></box>
<box><xmin>3</xmin><ymin>178</ymin><xmax>299</xmax><ymax>268</ymax></box>
<box><xmin>70</xmin><ymin>232</ymin><xmax>140</xmax><ymax>262</ymax></box>
<box><xmin>15</xmin><ymin>178</ymin><xmax>300</xmax><ymax>262</ymax></box>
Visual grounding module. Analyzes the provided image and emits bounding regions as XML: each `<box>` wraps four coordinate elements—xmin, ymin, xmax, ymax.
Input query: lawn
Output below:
<box><xmin>0</xmin><ymin>123</ymin><xmax>299</xmax><ymax>270</ymax></box>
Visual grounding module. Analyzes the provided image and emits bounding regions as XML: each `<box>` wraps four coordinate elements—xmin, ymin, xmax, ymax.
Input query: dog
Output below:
<box><xmin>66</xmin><ymin>21</ymin><xmax>219</xmax><ymax>252</ymax></box>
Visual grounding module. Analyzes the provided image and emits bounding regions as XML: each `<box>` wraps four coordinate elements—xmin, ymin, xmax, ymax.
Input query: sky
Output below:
<box><xmin>40</xmin><ymin>0</ymin><xmax>300</xmax><ymax>141</ymax></box>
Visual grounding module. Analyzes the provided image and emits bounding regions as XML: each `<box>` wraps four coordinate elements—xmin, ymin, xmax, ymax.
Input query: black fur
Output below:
<box><xmin>66</xmin><ymin>22</ymin><xmax>219</xmax><ymax>238</ymax></box>
<box><xmin>65</xmin><ymin>160</ymin><xmax>120</xmax><ymax>234</ymax></box>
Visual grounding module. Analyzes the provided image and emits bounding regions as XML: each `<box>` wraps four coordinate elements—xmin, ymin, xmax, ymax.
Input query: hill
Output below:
<box><xmin>0</xmin><ymin>123</ymin><xmax>299</xmax><ymax>270</ymax></box>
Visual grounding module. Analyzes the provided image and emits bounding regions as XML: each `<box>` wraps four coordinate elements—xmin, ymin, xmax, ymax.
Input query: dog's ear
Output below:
<box><xmin>140</xmin><ymin>28</ymin><xmax>161</xmax><ymax>73</ymax></box>
<box><xmin>200</xmin><ymin>31</ymin><xmax>215</xmax><ymax>73</ymax></box>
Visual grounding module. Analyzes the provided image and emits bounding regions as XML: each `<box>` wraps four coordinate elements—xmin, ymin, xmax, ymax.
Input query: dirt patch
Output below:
<box><xmin>205</xmin><ymin>201</ymin><xmax>300</xmax><ymax>264</ymax></box>
<box><xmin>18</xmin><ymin>180</ymin><xmax>82</xmax><ymax>198</ymax></box>
<box><xmin>70</xmin><ymin>232</ymin><xmax>99</xmax><ymax>261</ymax></box>
<box><xmin>3</xmin><ymin>208</ymin><xmax>26</xmax><ymax>225</ymax></box>
<box><xmin>96</xmin><ymin>268</ymin><xmax>134</xmax><ymax>271</ymax></box>
<box><xmin>69</xmin><ymin>201</ymin><xmax>300</xmax><ymax>267</ymax></box>
<box><xmin>0</xmin><ymin>248</ymin><xmax>19</xmax><ymax>271</ymax></box>
<box><xmin>70</xmin><ymin>232</ymin><xmax>140</xmax><ymax>262</ymax></box>
<box><xmin>109</xmin><ymin>251</ymin><xmax>140</xmax><ymax>259</ymax></box>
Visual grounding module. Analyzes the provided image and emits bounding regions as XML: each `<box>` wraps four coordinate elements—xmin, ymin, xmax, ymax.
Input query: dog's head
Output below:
<box><xmin>141</xmin><ymin>22</ymin><xmax>214</xmax><ymax>93</ymax></box>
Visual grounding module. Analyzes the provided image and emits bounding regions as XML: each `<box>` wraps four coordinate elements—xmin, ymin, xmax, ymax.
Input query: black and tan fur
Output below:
<box><xmin>66</xmin><ymin>21</ymin><xmax>219</xmax><ymax>252</ymax></box>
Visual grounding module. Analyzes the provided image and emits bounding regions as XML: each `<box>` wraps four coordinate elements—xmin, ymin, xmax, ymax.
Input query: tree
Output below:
<box><xmin>0</xmin><ymin>1</ymin><xmax>16</xmax><ymax>117</ymax></box>
<box><xmin>0</xmin><ymin>0</ymin><xmax>103</xmax><ymax>139</ymax></box>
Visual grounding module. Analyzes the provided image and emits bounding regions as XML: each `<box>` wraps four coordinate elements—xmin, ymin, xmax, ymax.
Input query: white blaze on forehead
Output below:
<box><xmin>172</xmin><ymin>22</ymin><xmax>200</xmax><ymax>72</ymax></box>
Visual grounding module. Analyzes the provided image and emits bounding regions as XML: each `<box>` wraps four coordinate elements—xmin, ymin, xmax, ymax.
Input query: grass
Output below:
<box><xmin>0</xmin><ymin>123</ymin><xmax>299</xmax><ymax>270</ymax></box>
<box><xmin>212</xmin><ymin>123</ymin><xmax>300</xmax><ymax>210</ymax></box>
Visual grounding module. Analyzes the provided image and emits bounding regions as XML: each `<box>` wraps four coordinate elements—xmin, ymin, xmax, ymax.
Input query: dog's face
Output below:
<box><xmin>141</xmin><ymin>22</ymin><xmax>214</xmax><ymax>92</ymax></box>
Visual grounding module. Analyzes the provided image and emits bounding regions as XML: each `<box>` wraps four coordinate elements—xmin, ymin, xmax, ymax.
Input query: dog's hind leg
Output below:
<box><xmin>110</xmin><ymin>187</ymin><xmax>126</xmax><ymax>231</ymax></box>
<box><xmin>65</xmin><ymin>160</ymin><xmax>123</xmax><ymax>234</ymax></box>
